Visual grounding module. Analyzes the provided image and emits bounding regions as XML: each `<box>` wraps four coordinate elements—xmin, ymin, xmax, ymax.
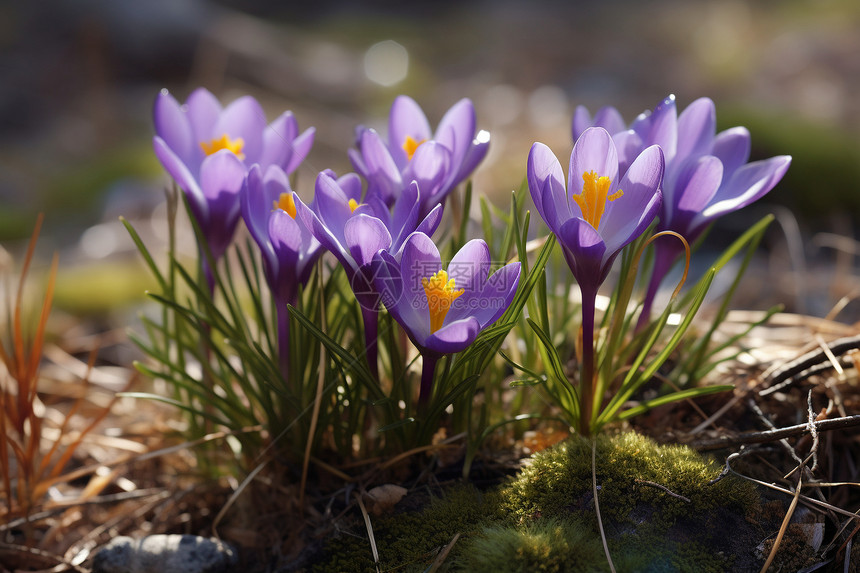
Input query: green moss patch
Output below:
<box><xmin>312</xmin><ymin>433</ymin><xmax>764</xmax><ymax>572</ymax></box>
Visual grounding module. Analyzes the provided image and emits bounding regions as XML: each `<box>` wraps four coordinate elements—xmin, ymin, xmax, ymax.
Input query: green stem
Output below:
<box><xmin>419</xmin><ymin>352</ymin><xmax>439</xmax><ymax>410</ymax></box>
<box><xmin>579</xmin><ymin>283</ymin><xmax>598</xmax><ymax>437</ymax></box>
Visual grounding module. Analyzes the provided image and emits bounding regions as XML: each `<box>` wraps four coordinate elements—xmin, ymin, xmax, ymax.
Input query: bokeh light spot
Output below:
<box><xmin>364</xmin><ymin>40</ymin><xmax>409</xmax><ymax>87</ymax></box>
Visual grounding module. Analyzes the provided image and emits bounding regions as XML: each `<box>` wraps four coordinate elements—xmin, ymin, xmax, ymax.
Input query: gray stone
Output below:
<box><xmin>92</xmin><ymin>534</ymin><xmax>237</xmax><ymax>573</ymax></box>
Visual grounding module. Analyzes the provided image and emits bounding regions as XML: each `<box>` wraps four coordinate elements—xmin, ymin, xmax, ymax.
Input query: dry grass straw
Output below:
<box><xmin>592</xmin><ymin>439</ymin><xmax>616</xmax><ymax>573</ymax></box>
<box><xmin>0</xmin><ymin>215</ymin><xmax>131</xmax><ymax>533</ymax></box>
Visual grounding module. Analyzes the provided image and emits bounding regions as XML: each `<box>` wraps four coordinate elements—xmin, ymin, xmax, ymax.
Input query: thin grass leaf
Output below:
<box><xmin>498</xmin><ymin>192</ymin><xmax>522</xmax><ymax>263</ymax></box>
<box><xmin>286</xmin><ymin>305</ymin><xmax>383</xmax><ymax>400</ymax></box>
<box><xmin>456</xmin><ymin>180</ymin><xmax>473</xmax><ymax>250</ymax></box>
<box><xmin>616</xmin><ymin>384</ymin><xmax>734</xmax><ymax>420</ymax></box>
<box><xmin>120</xmin><ymin>217</ymin><xmax>167</xmax><ymax>293</ymax></box>
<box><xmin>680</xmin><ymin>215</ymin><xmax>774</xmax><ymax>382</ymax></box>
<box><xmin>689</xmin><ymin>304</ymin><xmax>783</xmax><ymax>381</ymax></box>
<box><xmin>498</xmin><ymin>350</ymin><xmax>545</xmax><ymax>381</ymax></box>
<box><xmin>130</xmin><ymin>360</ymin><xmax>253</xmax><ymax>424</ymax></box>
<box><xmin>421</xmin><ymin>374</ymin><xmax>481</xmax><ymax>443</ymax></box>
<box><xmin>119</xmin><ymin>391</ymin><xmax>233</xmax><ymax>426</ymax></box>
<box><xmin>597</xmin><ymin>269</ymin><xmax>716</xmax><ymax>428</ymax></box>
<box><xmin>479</xmin><ymin>196</ymin><xmax>494</xmax><ymax>253</ymax></box>
<box><xmin>526</xmin><ymin>318</ymin><xmax>571</xmax><ymax>390</ymax></box>
<box><xmin>378</xmin><ymin>418</ymin><xmax>418</xmax><ymax>433</ymax></box>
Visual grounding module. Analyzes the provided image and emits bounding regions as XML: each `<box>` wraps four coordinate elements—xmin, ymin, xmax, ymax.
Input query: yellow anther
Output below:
<box><xmin>572</xmin><ymin>170</ymin><xmax>623</xmax><ymax>229</ymax></box>
<box><xmin>275</xmin><ymin>193</ymin><xmax>297</xmax><ymax>219</ymax></box>
<box><xmin>200</xmin><ymin>134</ymin><xmax>245</xmax><ymax>159</ymax></box>
<box><xmin>422</xmin><ymin>270</ymin><xmax>464</xmax><ymax>333</ymax></box>
<box><xmin>348</xmin><ymin>198</ymin><xmax>360</xmax><ymax>213</ymax></box>
<box><xmin>402</xmin><ymin>135</ymin><xmax>426</xmax><ymax>161</ymax></box>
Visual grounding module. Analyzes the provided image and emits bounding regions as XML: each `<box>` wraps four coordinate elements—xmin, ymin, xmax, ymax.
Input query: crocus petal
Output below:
<box><xmin>153</xmin><ymin>136</ymin><xmax>206</xmax><ymax>217</ymax></box>
<box><xmin>285</xmin><ymin>127</ymin><xmax>316</xmax><ymax>174</ymax></box>
<box><xmin>389</xmin><ymin>95</ymin><xmax>433</xmax><ymax>167</ymax></box>
<box><xmin>268</xmin><ymin>210</ymin><xmax>304</xmax><ymax>302</ymax></box>
<box><xmin>199</xmin><ymin>152</ymin><xmax>245</xmax><ymax>247</ymax></box>
<box><xmin>389</xmin><ymin>181</ymin><xmax>420</xmax><ymax>248</ymax></box>
<box><xmin>295</xmin><ymin>209</ymin><xmax>322</xmax><ymax>272</ymax></box>
<box><xmin>348</xmin><ymin>148</ymin><xmax>369</xmax><ymax>179</ymax></box>
<box><xmin>711</xmin><ymin>126</ymin><xmax>751</xmax><ymax>182</ymax></box>
<box><xmin>198</xmin><ymin>150</ymin><xmax>246</xmax><ymax>257</ymax></box>
<box><xmin>199</xmin><ymin>150</ymin><xmax>246</xmax><ymax>203</ymax></box>
<box><xmin>185</xmin><ymin>87</ymin><xmax>222</xmax><ymax>143</ymax></box>
<box><xmin>572</xmin><ymin>105</ymin><xmax>594</xmax><ymax>141</ymax></box>
<box><xmin>269</xmin><ymin>209</ymin><xmax>302</xmax><ymax>262</ymax></box>
<box><xmin>571</xmin><ymin>105</ymin><xmax>626</xmax><ymax>141</ymax></box>
<box><xmin>674</xmin><ymin>155</ymin><xmax>724</xmax><ymax>214</ymax></box>
<box><xmin>601</xmin><ymin>145</ymin><xmax>664</xmax><ymax>254</ymax></box>
<box><xmin>452</xmin><ymin>130</ymin><xmax>490</xmax><ymax>185</ymax></box>
<box><xmin>241</xmin><ymin>164</ymin><xmax>271</xmax><ymax>249</ymax></box>
<box><xmin>408</xmin><ymin>141</ymin><xmax>451</xmax><ymax>210</ymax></box>
<box><xmin>675</xmin><ymin>97</ymin><xmax>716</xmax><ymax>166</ymax></box>
<box><xmin>263</xmin><ymin>162</ymin><xmax>291</xmax><ymax>190</ymax></box>
<box><xmin>367</xmin><ymin>195</ymin><xmax>394</xmax><ymax>231</ymax></box>
<box><xmin>345</xmin><ymin>214</ymin><xmax>392</xmax><ymax>268</ymax></box>
<box><xmin>435</xmin><ymin>98</ymin><xmax>476</xmax><ymax>168</ymax></box>
<box><xmin>313</xmin><ymin>172</ymin><xmax>353</xmax><ymax>239</ymax></box>
<box><xmin>558</xmin><ymin>217</ymin><xmax>608</xmax><ymax>288</ymax></box>
<box><xmin>572</xmin><ymin>105</ymin><xmax>626</xmax><ymax>141</ymax></box>
<box><xmin>527</xmin><ymin>142</ymin><xmax>568</xmax><ymax>232</ymax></box>
<box><xmin>540</xmin><ymin>177</ymin><xmax>567</xmax><ymax>234</ymax></box>
<box><xmin>591</xmin><ymin>106</ymin><xmax>626</xmax><ymax>135</ymax></box>
<box><xmin>153</xmin><ymin>90</ymin><xmax>194</xmax><ymax>168</ymax></box>
<box><xmin>371</xmin><ymin>251</ymin><xmax>407</xmax><ymax>318</ymax></box>
<box><xmin>297</xmin><ymin>196</ymin><xmax>353</xmax><ymax>276</ymax></box>
<box><xmin>213</xmin><ymin>95</ymin><xmax>266</xmax><ymax>164</ymax></box>
<box><xmin>474</xmin><ymin>262</ymin><xmax>521</xmax><ymax>328</ymax></box>
<box><xmin>629</xmin><ymin>110</ymin><xmax>652</xmax><ymax>140</ymax></box>
<box><xmin>337</xmin><ymin>172</ymin><xmax>364</xmax><ymax>203</ymax></box>
<box><xmin>360</xmin><ymin>129</ymin><xmax>403</xmax><ymax>204</ymax></box>
<box><xmin>448</xmin><ymin>261</ymin><xmax>520</xmax><ymax>327</ymax></box>
<box><xmin>397</xmin><ymin>232</ymin><xmax>441</xmax><ymax>340</ymax></box>
<box><xmin>352</xmin><ymin>203</ymin><xmax>376</xmax><ymax>218</ymax></box>
<box><xmin>641</xmin><ymin>95</ymin><xmax>677</xmax><ymax>162</ymax></box>
<box><xmin>701</xmin><ymin>155</ymin><xmax>792</xmax><ymax>220</ymax></box>
<box><xmin>399</xmin><ymin>232</ymin><xmax>441</xmax><ymax>291</ymax></box>
<box><xmin>413</xmin><ymin>203</ymin><xmax>444</xmax><ymax>248</ymax></box>
<box><xmin>422</xmin><ymin>316</ymin><xmax>480</xmax><ymax>355</ymax></box>
<box><xmin>448</xmin><ymin>239</ymin><xmax>490</xmax><ymax>294</ymax></box>
<box><xmin>259</xmin><ymin>111</ymin><xmax>298</xmax><ymax>168</ymax></box>
<box><xmin>612</xmin><ymin>129</ymin><xmax>644</xmax><ymax>176</ymax></box>
<box><xmin>571</xmin><ymin>128</ymin><xmax>619</xmax><ymax>195</ymax></box>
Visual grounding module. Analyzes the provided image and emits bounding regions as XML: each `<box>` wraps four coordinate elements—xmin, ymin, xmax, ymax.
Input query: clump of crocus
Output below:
<box><xmin>295</xmin><ymin>171</ymin><xmax>443</xmax><ymax>379</ymax></box>
<box><xmin>241</xmin><ymin>164</ymin><xmax>322</xmax><ymax>377</ymax></box>
<box><xmin>528</xmin><ymin>127</ymin><xmax>664</xmax><ymax>435</ymax></box>
<box><xmin>372</xmin><ymin>232</ymin><xmax>521</xmax><ymax>407</ymax></box>
<box><xmin>152</xmin><ymin>87</ymin><xmax>315</xmax><ymax>290</ymax></box>
<box><xmin>573</xmin><ymin>95</ymin><xmax>791</xmax><ymax>324</ymax></box>
<box><xmin>349</xmin><ymin>95</ymin><xmax>490</xmax><ymax>216</ymax></box>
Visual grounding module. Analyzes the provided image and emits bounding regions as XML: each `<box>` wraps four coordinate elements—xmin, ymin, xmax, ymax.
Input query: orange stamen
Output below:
<box><xmin>422</xmin><ymin>270</ymin><xmax>464</xmax><ymax>333</ymax></box>
<box><xmin>200</xmin><ymin>133</ymin><xmax>245</xmax><ymax>160</ymax></box>
<box><xmin>402</xmin><ymin>135</ymin><xmax>426</xmax><ymax>161</ymax></box>
<box><xmin>572</xmin><ymin>170</ymin><xmax>623</xmax><ymax>229</ymax></box>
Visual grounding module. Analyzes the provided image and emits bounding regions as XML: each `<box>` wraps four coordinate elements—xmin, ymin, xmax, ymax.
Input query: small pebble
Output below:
<box><xmin>92</xmin><ymin>534</ymin><xmax>237</xmax><ymax>573</ymax></box>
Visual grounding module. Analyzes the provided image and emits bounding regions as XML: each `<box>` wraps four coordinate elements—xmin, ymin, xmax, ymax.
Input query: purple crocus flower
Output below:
<box><xmin>349</xmin><ymin>95</ymin><xmax>490</xmax><ymax>215</ymax></box>
<box><xmin>372</xmin><ymin>232</ymin><xmax>521</xmax><ymax>406</ymax></box>
<box><xmin>152</xmin><ymin>87</ymin><xmax>315</xmax><ymax>289</ymax></box>
<box><xmin>294</xmin><ymin>170</ymin><xmax>443</xmax><ymax>379</ymax></box>
<box><xmin>573</xmin><ymin>96</ymin><xmax>791</xmax><ymax>324</ymax></box>
<box><xmin>528</xmin><ymin>127</ymin><xmax>664</xmax><ymax>435</ymax></box>
<box><xmin>241</xmin><ymin>164</ymin><xmax>323</xmax><ymax>377</ymax></box>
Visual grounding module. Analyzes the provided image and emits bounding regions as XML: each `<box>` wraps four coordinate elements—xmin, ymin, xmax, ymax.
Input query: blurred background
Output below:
<box><xmin>2</xmin><ymin>0</ymin><xmax>860</xmax><ymax>318</ymax></box>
